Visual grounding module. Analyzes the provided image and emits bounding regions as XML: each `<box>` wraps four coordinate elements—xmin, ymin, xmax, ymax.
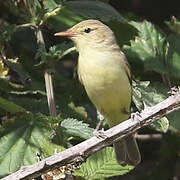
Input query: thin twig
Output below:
<box><xmin>2</xmin><ymin>88</ymin><xmax>180</xmax><ymax>180</ymax></box>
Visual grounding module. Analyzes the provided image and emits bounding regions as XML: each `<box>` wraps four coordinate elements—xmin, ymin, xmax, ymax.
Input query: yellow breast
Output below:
<box><xmin>78</xmin><ymin>50</ymin><xmax>131</xmax><ymax>127</ymax></box>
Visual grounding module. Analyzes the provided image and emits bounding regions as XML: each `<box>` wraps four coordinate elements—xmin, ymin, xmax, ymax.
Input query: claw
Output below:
<box><xmin>93</xmin><ymin>129</ymin><xmax>107</xmax><ymax>139</ymax></box>
<box><xmin>131</xmin><ymin>112</ymin><xmax>142</xmax><ymax>126</ymax></box>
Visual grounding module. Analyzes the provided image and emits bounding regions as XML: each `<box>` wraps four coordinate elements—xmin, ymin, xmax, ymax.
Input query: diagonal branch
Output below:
<box><xmin>2</xmin><ymin>88</ymin><xmax>180</xmax><ymax>180</ymax></box>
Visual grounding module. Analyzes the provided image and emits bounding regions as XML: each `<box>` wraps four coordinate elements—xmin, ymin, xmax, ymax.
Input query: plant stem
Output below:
<box><xmin>36</xmin><ymin>29</ymin><xmax>57</xmax><ymax>117</ymax></box>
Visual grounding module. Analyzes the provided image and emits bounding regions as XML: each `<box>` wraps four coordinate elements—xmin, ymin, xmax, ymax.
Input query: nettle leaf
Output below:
<box><xmin>0</xmin><ymin>113</ymin><xmax>52</xmax><ymax>178</ymax></box>
<box><xmin>61</xmin><ymin>118</ymin><xmax>94</xmax><ymax>139</ymax></box>
<box><xmin>133</xmin><ymin>81</ymin><xmax>169</xmax><ymax>133</ymax></box>
<box><xmin>35</xmin><ymin>42</ymin><xmax>75</xmax><ymax>68</ymax></box>
<box><xmin>124</xmin><ymin>21</ymin><xmax>168</xmax><ymax>75</ymax></box>
<box><xmin>74</xmin><ymin>147</ymin><xmax>134</xmax><ymax>179</ymax></box>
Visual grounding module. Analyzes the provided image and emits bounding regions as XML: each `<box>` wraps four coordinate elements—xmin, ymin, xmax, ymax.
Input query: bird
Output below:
<box><xmin>55</xmin><ymin>19</ymin><xmax>141</xmax><ymax>166</ymax></box>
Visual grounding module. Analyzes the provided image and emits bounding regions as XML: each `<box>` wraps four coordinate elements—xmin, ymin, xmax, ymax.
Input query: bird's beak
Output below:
<box><xmin>54</xmin><ymin>29</ymin><xmax>77</xmax><ymax>37</ymax></box>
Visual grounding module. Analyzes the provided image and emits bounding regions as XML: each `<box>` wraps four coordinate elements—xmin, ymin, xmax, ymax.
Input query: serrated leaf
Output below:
<box><xmin>74</xmin><ymin>147</ymin><xmax>134</xmax><ymax>179</ymax></box>
<box><xmin>133</xmin><ymin>81</ymin><xmax>169</xmax><ymax>132</ymax></box>
<box><xmin>61</xmin><ymin>118</ymin><xmax>94</xmax><ymax>139</ymax></box>
<box><xmin>35</xmin><ymin>42</ymin><xmax>75</xmax><ymax>68</ymax></box>
<box><xmin>0</xmin><ymin>113</ymin><xmax>52</xmax><ymax>178</ymax></box>
<box><xmin>124</xmin><ymin>21</ymin><xmax>168</xmax><ymax>75</ymax></box>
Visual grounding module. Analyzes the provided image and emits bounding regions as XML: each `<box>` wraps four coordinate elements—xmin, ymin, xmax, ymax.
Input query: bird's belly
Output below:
<box><xmin>78</xmin><ymin>62</ymin><xmax>131</xmax><ymax>126</ymax></box>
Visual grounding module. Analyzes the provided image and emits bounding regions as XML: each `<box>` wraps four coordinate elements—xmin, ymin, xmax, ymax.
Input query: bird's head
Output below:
<box><xmin>55</xmin><ymin>20</ymin><xmax>117</xmax><ymax>51</ymax></box>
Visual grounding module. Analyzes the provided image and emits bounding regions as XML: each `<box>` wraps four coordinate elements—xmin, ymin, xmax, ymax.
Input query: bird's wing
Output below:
<box><xmin>124</xmin><ymin>58</ymin><xmax>131</xmax><ymax>84</ymax></box>
<box><xmin>77</xmin><ymin>62</ymin><xmax>83</xmax><ymax>84</ymax></box>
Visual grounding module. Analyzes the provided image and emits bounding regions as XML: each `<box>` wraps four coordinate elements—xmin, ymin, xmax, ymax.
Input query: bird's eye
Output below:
<box><xmin>84</xmin><ymin>28</ymin><xmax>91</xmax><ymax>33</ymax></box>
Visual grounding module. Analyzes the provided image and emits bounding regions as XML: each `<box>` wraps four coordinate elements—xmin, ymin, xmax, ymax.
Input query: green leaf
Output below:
<box><xmin>5</xmin><ymin>57</ymin><xmax>46</xmax><ymax>95</ymax></box>
<box><xmin>8</xmin><ymin>96</ymin><xmax>49</xmax><ymax>115</ymax></box>
<box><xmin>35</xmin><ymin>42</ymin><xmax>75</xmax><ymax>68</ymax></box>
<box><xmin>47</xmin><ymin>6</ymin><xmax>85</xmax><ymax>31</ymax></box>
<box><xmin>165</xmin><ymin>16</ymin><xmax>180</xmax><ymax>34</ymax></box>
<box><xmin>0</xmin><ymin>113</ymin><xmax>52</xmax><ymax>178</ymax></box>
<box><xmin>167</xmin><ymin>34</ymin><xmax>180</xmax><ymax>79</ymax></box>
<box><xmin>151</xmin><ymin>117</ymin><xmax>169</xmax><ymax>133</ymax></box>
<box><xmin>132</xmin><ymin>81</ymin><xmax>169</xmax><ymax>133</ymax></box>
<box><xmin>74</xmin><ymin>147</ymin><xmax>134</xmax><ymax>179</ymax></box>
<box><xmin>41</xmin><ymin>140</ymin><xmax>65</xmax><ymax>158</ymax></box>
<box><xmin>43</xmin><ymin>0</ymin><xmax>58</xmax><ymax>11</ymax></box>
<box><xmin>124</xmin><ymin>21</ymin><xmax>168</xmax><ymax>75</ymax></box>
<box><xmin>66</xmin><ymin>0</ymin><xmax>125</xmax><ymax>22</ymax></box>
<box><xmin>61</xmin><ymin>118</ymin><xmax>94</xmax><ymax>139</ymax></box>
<box><xmin>168</xmin><ymin>110</ymin><xmax>180</xmax><ymax>132</ymax></box>
<box><xmin>0</xmin><ymin>96</ymin><xmax>26</xmax><ymax>114</ymax></box>
<box><xmin>47</xmin><ymin>0</ymin><xmax>125</xmax><ymax>32</ymax></box>
<box><xmin>107</xmin><ymin>20</ymin><xmax>138</xmax><ymax>47</ymax></box>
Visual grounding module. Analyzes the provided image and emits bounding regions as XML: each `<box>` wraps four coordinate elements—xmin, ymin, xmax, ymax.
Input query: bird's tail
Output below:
<box><xmin>114</xmin><ymin>134</ymin><xmax>141</xmax><ymax>166</ymax></box>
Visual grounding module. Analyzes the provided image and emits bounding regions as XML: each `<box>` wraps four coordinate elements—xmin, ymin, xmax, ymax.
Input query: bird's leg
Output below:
<box><xmin>93</xmin><ymin>111</ymin><xmax>107</xmax><ymax>139</ymax></box>
<box><xmin>95</xmin><ymin>111</ymin><xmax>104</xmax><ymax>130</ymax></box>
<box><xmin>131</xmin><ymin>101</ymin><xmax>149</xmax><ymax>126</ymax></box>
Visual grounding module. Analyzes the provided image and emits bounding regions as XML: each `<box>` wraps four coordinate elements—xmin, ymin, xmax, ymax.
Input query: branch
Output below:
<box><xmin>2</xmin><ymin>88</ymin><xmax>180</xmax><ymax>180</ymax></box>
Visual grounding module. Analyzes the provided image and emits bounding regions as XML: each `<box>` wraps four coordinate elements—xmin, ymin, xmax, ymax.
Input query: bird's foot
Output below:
<box><xmin>93</xmin><ymin>128</ymin><xmax>107</xmax><ymax>139</ymax></box>
<box><xmin>131</xmin><ymin>112</ymin><xmax>142</xmax><ymax>126</ymax></box>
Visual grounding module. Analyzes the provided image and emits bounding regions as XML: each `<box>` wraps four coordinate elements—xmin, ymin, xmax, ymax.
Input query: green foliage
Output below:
<box><xmin>35</xmin><ymin>42</ymin><xmax>75</xmax><ymax>69</ymax></box>
<box><xmin>124</xmin><ymin>20</ymin><xmax>168</xmax><ymax>75</ymax></box>
<box><xmin>74</xmin><ymin>147</ymin><xmax>134</xmax><ymax>179</ymax></box>
<box><xmin>167</xmin><ymin>34</ymin><xmax>180</xmax><ymax>79</ymax></box>
<box><xmin>61</xmin><ymin>118</ymin><xmax>94</xmax><ymax>139</ymax></box>
<box><xmin>165</xmin><ymin>16</ymin><xmax>180</xmax><ymax>34</ymax></box>
<box><xmin>0</xmin><ymin>0</ymin><xmax>179</xmax><ymax>179</ymax></box>
<box><xmin>0</xmin><ymin>97</ymin><xmax>26</xmax><ymax>114</ymax></box>
<box><xmin>0</xmin><ymin>113</ymin><xmax>51</xmax><ymax>178</ymax></box>
<box><xmin>65</xmin><ymin>0</ymin><xmax>125</xmax><ymax>22</ymax></box>
<box><xmin>133</xmin><ymin>81</ymin><xmax>169</xmax><ymax>133</ymax></box>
